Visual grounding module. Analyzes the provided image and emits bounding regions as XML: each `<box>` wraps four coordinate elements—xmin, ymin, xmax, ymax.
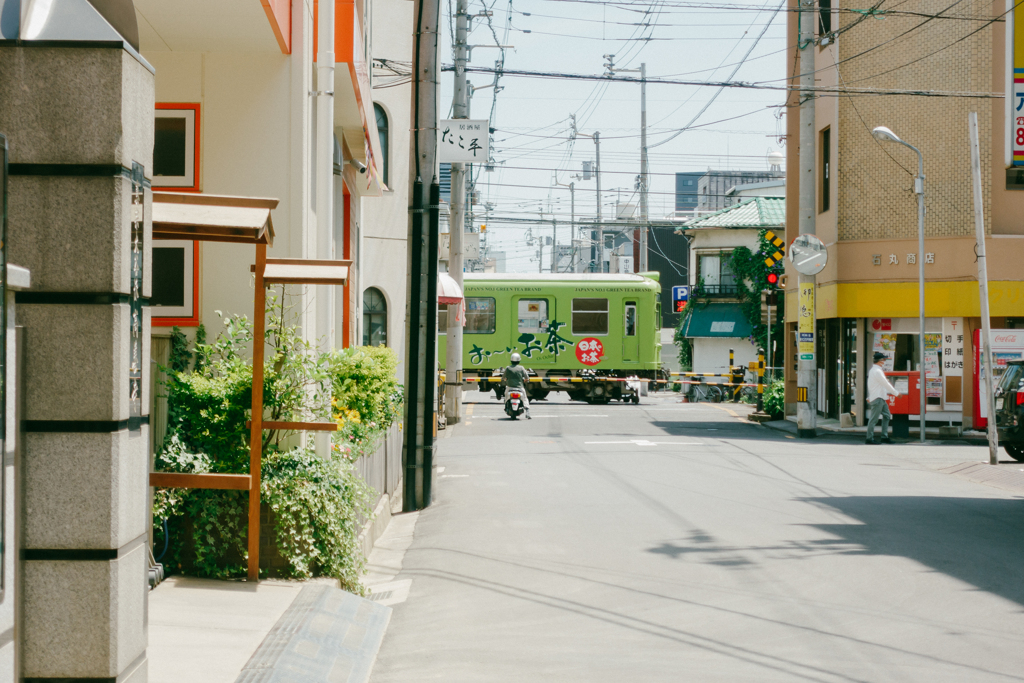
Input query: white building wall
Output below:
<box><xmin>362</xmin><ymin>0</ymin><xmax>412</xmax><ymax>378</ymax></box>
<box><xmin>144</xmin><ymin>46</ymin><xmax>312</xmax><ymax>343</ymax></box>
<box><xmin>693</xmin><ymin>338</ymin><xmax>758</xmax><ymax>376</ymax></box>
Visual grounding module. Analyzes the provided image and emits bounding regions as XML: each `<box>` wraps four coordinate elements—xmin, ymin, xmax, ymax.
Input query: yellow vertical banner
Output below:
<box><xmin>798</xmin><ymin>283</ymin><xmax>814</xmax><ymax>360</ymax></box>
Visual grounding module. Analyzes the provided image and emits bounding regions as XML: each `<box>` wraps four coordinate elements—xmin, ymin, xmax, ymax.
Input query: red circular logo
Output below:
<box><xmin>575</xmin><ymin>338</ymin><xmax>605</xmax><ymax>366</ymax></box>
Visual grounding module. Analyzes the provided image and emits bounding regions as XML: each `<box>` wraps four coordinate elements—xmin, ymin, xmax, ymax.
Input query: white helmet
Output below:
<box><xmin>510</xmin><ymin>352</ymin><xmax>522</xmax><ymax>364</ymax></box>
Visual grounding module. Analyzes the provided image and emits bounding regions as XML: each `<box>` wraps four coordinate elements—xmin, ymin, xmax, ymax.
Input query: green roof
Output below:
<box><xmin>679</xmin><ymin>303</ymin><xmax>753</xmax><ymax>339</ymax></box>
<box><xmin>684</xmin><ymin>196</ymin><xmax>785</xmax><ymax>230</ymax></box>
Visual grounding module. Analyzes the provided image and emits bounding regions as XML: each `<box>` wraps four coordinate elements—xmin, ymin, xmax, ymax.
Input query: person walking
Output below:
<box><xmin>504</xmin><ymin>352</ymin><xmax>532</xmax><ymax>419</ymax></box>
<box><xmin>866</xmin><ymin>352</ymin><xmax>900</xmax><ymax>444</ymax></box>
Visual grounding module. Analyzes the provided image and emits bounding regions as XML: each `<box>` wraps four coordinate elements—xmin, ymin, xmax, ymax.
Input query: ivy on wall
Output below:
<box><xmin>675</xmin><ymin>229</ymin><xmax>785</xmax><ymax>367</ymax></box>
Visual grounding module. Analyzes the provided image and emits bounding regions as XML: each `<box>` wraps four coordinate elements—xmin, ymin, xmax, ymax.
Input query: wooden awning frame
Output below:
<box><xmin>152</xmin><ymin>192</ymin><xmax>277</xmax><ymax>245</ymax></box>
<box><xmin>148</xmin><ymin>192</ymin><xmax>352</xmax><ymax>581</ymax></box>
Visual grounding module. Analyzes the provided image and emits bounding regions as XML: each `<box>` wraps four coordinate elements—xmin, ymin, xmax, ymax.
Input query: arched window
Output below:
<box><xmin>374</xmin><ymin>103</ymin><xmax>389</xmax><ymax>186</ymax></box>
<box><xmin>363</xmin><ymin>287</ymin><xmax>387</xmax><ymax>346</ymax></box>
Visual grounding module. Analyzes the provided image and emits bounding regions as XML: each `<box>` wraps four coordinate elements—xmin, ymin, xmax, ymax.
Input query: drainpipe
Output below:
<box><xmin>316</xmin><ymin>0</ymin><xmax>336</xmax><ymax>458</ymax></box>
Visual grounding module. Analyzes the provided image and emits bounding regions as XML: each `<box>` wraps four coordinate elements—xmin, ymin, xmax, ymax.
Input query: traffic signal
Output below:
<box><xmin>766</xmin><ymin>271</ymin><xmax>780</xmax><ymax>287</ymax></box>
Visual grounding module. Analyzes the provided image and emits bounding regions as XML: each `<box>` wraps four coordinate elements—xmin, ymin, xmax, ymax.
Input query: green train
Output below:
<box><xmin>438</xmin><ymin>272</ymin><xmax>663</xmax><ymax>403</ymax></box>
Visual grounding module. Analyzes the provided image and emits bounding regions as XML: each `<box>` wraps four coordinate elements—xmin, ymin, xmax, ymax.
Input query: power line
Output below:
<box><xmin>445</xmin><ymin>64</ymin><xmax>1004</xmax><ymax>98</ymax></box>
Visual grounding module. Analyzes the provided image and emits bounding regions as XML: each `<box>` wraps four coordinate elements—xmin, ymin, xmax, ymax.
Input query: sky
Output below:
<box><xmin>438</xmin><ymin>0</ymin><xmax>790</xmax><ymax>273</ymax></box>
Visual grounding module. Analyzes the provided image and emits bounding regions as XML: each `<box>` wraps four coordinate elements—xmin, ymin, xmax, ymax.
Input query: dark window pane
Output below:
<box><xmin>572</xmin><ymin>298</ymin><xmax>608</xmax><ymax>312</ymax></box>
<box><xmin>152</xmin><ymin>247</ymin><xmax>185</xmax><ymax>307</ymax></box>
<box><xmin>374</xmin><ymin>103</ymin><xmax>389</xmax><ymax>186</ymax></box>
<box><xmin>154</xmin><ymin>117</ymin><xmax>187</xmax><ymax>177</ymax></box>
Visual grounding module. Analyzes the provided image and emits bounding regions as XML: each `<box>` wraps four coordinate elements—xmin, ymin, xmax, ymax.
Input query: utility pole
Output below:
<box><xmin>604</xmin><ymin>55</ymin><xmax>647</xmax><ymax>273</ymax></box>
<box><xmin>639</xmin><ymin>62</ymin><xmax>649</xmax><ymax>272</ymax></box>
<box><xmin>796</xmin><ymin>0</ymin><xmax>817</xmax><ymax>438</ymax></box>
<box><xmin>445</xmin><ymin>0</ymin><xmax>469</xmax><ymax>426</ymax></box>
<box><xmin>403</xmin><ymin>0</ymin><xmax>441</xmax><ymax>511</ymax></box>
<box><xmin>969</xmin><ymin>112</ymin><xmax>999</xmax><ymax>465</ymax></box>
<box><xmin>572</xmin><ymin>115</ymin><xmax>602</xmax><ymax>272</ymax></box>
<box><xmin>554</xmin><ymin>177</ymin><xmax>576</xmax><ymax>273</ymax></box>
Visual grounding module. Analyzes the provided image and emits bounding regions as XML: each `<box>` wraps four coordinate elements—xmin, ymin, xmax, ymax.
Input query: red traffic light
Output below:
<box><xmin>766</xmin><ymin>272</ymin><xmax>779</xmax><ymax>286</ymax></box>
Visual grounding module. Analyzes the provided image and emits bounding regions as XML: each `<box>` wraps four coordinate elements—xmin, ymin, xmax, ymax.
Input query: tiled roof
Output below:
<box><xmin>683</xmin><ymin>196</ymin><xmax>785</xmax><ymax>230</ymax></box>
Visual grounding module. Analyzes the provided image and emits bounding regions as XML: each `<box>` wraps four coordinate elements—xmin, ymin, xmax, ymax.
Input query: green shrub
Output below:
<box><xmin>763</xmin><ymin>379</ymin><xmax>785</xmax><ymax>419</ymax></box>
<box><xmin>262</xmin><ymin>447</ymin><xmax>372</xmax><ymax>590</ymax></box>
<box><xmin>153</xmin><ymin>293</ymin><xmax>393</xmax><ymax>588</ymax></box>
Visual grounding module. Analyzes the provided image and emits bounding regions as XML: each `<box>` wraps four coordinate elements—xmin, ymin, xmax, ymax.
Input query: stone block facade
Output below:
<box><xmin>0</xmin><ymin>40</ymin><xmax>154</xmax><ymax>682</ymax></box>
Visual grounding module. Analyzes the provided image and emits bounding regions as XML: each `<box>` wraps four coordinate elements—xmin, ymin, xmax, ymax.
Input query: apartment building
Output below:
<box><xmin>783</xmin><ymin>0</ymin><xmax>1024</xmax><ymax>428</ymax></box>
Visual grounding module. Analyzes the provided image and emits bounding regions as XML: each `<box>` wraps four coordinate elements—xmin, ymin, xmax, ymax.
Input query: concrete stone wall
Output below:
<box><xmin>0</xmin><ymin>44</ymin><xmax>154</xmax><ymax>682</ymax></box>
<box><xmin>832</xmin><ymin>0</ymin><xmax>994</xmax><ymax>242</ymax></box>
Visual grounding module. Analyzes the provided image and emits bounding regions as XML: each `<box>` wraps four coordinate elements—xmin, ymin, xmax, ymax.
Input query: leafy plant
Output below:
<box><xmin>763</xmin><ymin>379</ymin><xmax>785</xmax><ymax>419</ymax></box>
<box><xmin>153</xmin><ymin>291</ymin><xmax>391</xmax><ymax>588</ymax></box>
<box><xmin>262</xmin><ymin>446</ymin><xmax>372</xmax><ymax>590</ymax></box>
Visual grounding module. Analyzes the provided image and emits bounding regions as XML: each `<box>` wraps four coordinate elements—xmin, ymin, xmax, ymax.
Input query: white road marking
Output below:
<box><xmin>440</xmin><ymin>474</ymin><xmax>470</xmax><ymax>478</ymax></box>
<box><xmin>584</xmin><ymin>439</ymin><xmax>704</xmax><ymax>446</ymax></box>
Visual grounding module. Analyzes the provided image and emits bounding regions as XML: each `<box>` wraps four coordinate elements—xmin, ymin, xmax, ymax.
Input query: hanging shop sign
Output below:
<box><xmin>439</xmin><ymin>119</ymin><xmax>490</xmax><ymax>163</ymax></box>
<box><xmin>672</xmin><ymin>285</ymin><xmax>689</xmax><ymax>313</ymax></box>
<box><xmin>798</xmin><ymin>283</ymin><xmax>814</xmax><ymax>360</ymax></box>
<box><xmin>1014</xmin><ymin>13</ymin><xmax>1024</xmax><ymax>165</ymax></box>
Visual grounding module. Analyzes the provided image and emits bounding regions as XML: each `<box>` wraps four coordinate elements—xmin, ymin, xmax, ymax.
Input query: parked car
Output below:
<box><xmin>994</xmin><ymin>359</ymin><xmax>1024</xmax><ymax>462</ymax></box>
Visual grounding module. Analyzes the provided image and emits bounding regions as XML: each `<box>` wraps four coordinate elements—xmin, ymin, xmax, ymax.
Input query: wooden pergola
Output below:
<box><xmin>149</xmin><ymin>192</ymin><xmax>352</xmax><ymax>581</ymax></box>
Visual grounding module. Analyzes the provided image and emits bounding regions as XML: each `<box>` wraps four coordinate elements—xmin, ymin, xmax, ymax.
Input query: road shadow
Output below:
<box><xmin>802</xmin><ymin>495</ymin><xmax>1024</xmax><ymax>608</ymax></box>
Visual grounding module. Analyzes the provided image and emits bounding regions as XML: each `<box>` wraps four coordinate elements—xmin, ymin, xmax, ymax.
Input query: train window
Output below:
<box><xmin>518</xmin><ymin>299</ymin><xmax>549</xmax><ymax>333</ymax></box>
<box><xmin>625</xmin><ymin>302</ymin><xmax>637</xmax><ymax>336</ymax></box>
<box><xmin>465</xmin><ymin>297</ymin><xmax>496</xmax><ymax>334</ymax></box>
<box><xmin>438</xmin><ymin>304</ymin><xmax>448</xmax><ymax>334</ymax></box>
<box><xmin>572</xmin><ymin>298</ymin><xmax>608</xmax><ymax>335</ymax></box>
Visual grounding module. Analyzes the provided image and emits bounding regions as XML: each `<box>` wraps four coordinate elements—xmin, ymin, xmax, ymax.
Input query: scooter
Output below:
<box><xmin>505</xmin><ymin>389</ymin><xmax>526</xmax><ymax>420</ymax></box>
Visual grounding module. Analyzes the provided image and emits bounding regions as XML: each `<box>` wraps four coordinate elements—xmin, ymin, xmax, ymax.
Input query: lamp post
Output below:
<box><xmin>872</xmin><ymin>125</ymin><xmax>926</xmax><ymax>443</ymax></box>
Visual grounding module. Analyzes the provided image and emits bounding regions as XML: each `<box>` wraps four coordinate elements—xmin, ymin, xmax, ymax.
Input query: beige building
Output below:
<box><xmin>136</xmin><ymin>0</ymin><xmax>409</xmax><ymax>362</ymax></box>
<box><xmin>783</xmin><ymin>0</ymin><xmax>1024</xmax><ymax>427</ymax></box>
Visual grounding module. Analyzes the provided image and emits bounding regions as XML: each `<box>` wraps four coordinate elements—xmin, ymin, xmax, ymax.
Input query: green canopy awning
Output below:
<box><xmin>680</xmin><ymin>303</ymin><xmax>753</xmax><ymax>338</ymax></box>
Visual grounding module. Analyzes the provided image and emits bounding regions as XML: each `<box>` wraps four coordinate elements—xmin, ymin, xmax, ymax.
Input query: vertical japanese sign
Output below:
<box><xmin>942</xmin><ymin>317</ymin><xmax>964</xmax><ymax>376</ymax></box>
<box><xmin>798</xmin><ymin>283</ymin><xmax>814</xmax><ymax>360</ymax></box>
<box><xmin>439</xmin><ymin>120</ymin><xmax>490</xmax><ymax>163</ymax></box>
<box><xmin>1015</xmin><ymin>10</ymin><xmax>1024</xmax><ymax>165</ymax></box>
<box><xmin>129</xmin><ymin>163</ymin><xmax>144</xmax><ymax>433</ymax></box>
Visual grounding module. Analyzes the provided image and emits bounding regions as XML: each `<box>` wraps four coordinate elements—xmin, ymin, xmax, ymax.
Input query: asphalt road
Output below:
<box><xmin>371</xmin><ymin>390</ymin><xmax>1024</xmax><ymax>682</ymax></box>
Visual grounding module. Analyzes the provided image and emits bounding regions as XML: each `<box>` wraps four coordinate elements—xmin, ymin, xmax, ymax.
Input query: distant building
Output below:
<box><xmin>675</xmin><ymin>172</ymin><xmax>703</xmax><ymax>214</ymax></box>
<box><xmin>697</xmin><ymin>170</ymin><xmax>779</xmax><ymax>212</ymax></box>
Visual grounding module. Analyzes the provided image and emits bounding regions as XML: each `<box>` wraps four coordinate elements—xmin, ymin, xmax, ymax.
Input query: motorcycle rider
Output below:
<box><xmin>504</xmin><ymin>352</ymin><xmax>532</xmax><ymax>419</ymax></box>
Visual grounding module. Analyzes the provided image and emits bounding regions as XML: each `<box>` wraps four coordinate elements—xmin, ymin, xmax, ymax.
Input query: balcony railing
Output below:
<box><xmin>701</xmin><ymin>284</ymin><xmax>740</xmax><ymax>297</ymax></box>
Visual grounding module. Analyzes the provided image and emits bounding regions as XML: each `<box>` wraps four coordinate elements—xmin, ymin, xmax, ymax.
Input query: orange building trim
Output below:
<box><xmin>261</xmin><ymin>0</ymin><xmax>292</xmax><ymax>54</ymax></box>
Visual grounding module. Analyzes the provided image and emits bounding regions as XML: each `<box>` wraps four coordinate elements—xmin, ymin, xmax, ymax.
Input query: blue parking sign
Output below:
<box><xmin>672</xmin><ymin>286</ymin><xmax>690</xmax><ymax>313</ymax></box>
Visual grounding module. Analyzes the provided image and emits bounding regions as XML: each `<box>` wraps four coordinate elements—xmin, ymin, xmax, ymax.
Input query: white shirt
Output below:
<box><xmin>867</xmin><ymin>364</ymin><xmax>899</xmax><ymax>402</ymax></box>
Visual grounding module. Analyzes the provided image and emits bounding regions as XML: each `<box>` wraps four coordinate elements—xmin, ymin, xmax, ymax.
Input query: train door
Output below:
<box><xmin>623</xmin><ymin>301</ymin><xmax>638</xmax><ymax>363</ymax></box>
<box><xmin>516</xmin><ymin>297</ymin><xmax>552</xmax><ymax>363</ymax></box>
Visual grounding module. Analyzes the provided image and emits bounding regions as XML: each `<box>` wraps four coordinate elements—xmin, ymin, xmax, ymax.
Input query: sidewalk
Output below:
<box><xmin>149</xmin><ymin>575</ymin><xmax>391</xmax><ymax>683</ymax></box>
<box><xmin>764</xmin><ymin>414</ymin><xmax>989</xmax><ymax>443</ymax></box>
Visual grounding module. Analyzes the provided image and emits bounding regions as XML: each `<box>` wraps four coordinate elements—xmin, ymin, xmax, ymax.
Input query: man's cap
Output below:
<box><xmin>873</xmin><ymin>352</ymin><xmax>887</xmax><ymax>362</ymax></box>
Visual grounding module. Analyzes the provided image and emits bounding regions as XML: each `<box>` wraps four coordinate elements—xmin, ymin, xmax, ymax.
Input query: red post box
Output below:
<box><xmin>884</xmin><ymin>371</ymin><xmax>920</xmax><ymax>415</ymax></box>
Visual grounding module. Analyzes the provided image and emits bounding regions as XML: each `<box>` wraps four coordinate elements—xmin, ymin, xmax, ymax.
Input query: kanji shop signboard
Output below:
<box><xmin>439</xmin><ymin>120</ymin><xmax>490</xmax><ymax>163</ymax></box>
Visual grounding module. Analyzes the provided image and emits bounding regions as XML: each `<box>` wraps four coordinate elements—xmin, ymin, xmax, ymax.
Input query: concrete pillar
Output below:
<box><xmin>0</xmin><ymin>38</ymin><xmax>154</xmax><ymax>682</ymax></box>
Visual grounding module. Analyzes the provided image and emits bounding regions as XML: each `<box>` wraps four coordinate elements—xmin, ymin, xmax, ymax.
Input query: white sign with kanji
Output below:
<box><xmin>942</xmin><ymin>317</ymin><xmax>964</xmax><ymax>377</ymax></box>
<box><xmin>439</xmin><ymin>119</ymin><xmax>490</xmax><ymax>163</ymax></box>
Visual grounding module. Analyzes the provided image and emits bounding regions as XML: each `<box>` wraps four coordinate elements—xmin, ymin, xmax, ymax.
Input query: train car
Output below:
<box><xmin>438</xmin><ymin>272</ymin><xmax>663</xmax><ymax>403</ymax></box>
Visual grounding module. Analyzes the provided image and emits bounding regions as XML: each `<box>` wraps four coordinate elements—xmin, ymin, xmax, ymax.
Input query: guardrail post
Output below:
<box><xmin>756</xmin><ymin>347</ymin><xmax>765</xmax><ymax>413</ymax></box>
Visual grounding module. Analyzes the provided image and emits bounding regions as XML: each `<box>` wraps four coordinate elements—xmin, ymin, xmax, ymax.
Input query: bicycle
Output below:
<box><xmin>690</xmin><ymin>381</ymin><xmax>725</xmax><ymax>403</ymax></box>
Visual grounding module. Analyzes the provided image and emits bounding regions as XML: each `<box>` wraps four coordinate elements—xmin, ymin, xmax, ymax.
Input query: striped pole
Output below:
<box><xmin>756</xmin><ymin>347</ymin><xmax>765</xmax><ymax>413</ymax></box>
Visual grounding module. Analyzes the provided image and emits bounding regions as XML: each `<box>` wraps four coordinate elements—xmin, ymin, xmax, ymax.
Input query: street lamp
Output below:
<box><xmin>872</xmin><ymin>125</ymin><xmax>926</xmax><ymax>443</ymax></box>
